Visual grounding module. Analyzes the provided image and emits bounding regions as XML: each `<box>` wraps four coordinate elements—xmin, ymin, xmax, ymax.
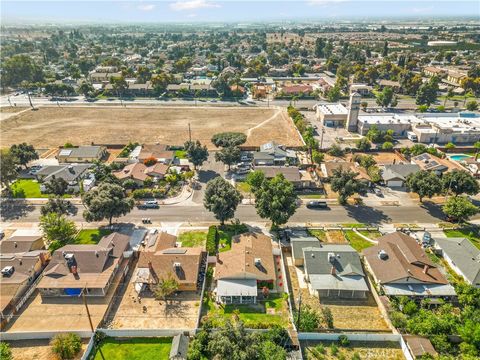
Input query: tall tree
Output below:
<box><xmin>246</xmin><ymin>170</ymin><xmax>266</xmax><ymax>193</ymax></box>
<box><xmin>375</xmin><ymin>86</ymin><xmax>397</xmax><ymax>108</ymax></box>
<box><xmin>215</xmin><ymin>146</ymin><xmax>241</xmax><ymax>171</ymax></box>
<box><xmin>254</xmin><ymin>174</ymin><xmax>298</xmax><ymax>228</ymax></box>
<box><xmin>154</xmin><ymin>274</ymin><xmax>179</xmax><ymax>302</ymax></box>
<box><xmin>41</xmin><ymin>197</ymin><xmax>72</xmax><ymax>216</ymax></box>
<box><xmin>211</xmin><ymin>132</ymin><xmax>247</xmax><ymax>148</ymax></box>
<box><xmin>442</xmin><ymin>170</ymin><xmax>479</xmax><ymax>197</ymax></box>
<box><xmin>9</xmin><ymin>143</ymin><xmax>38</xmax><ymax>169</ymax></box>
<box><xmin>40</xmin><ymin>212</ymin><xmax>77</xmax><ymax>251</ymax></box>
<box><xmin>330</xmin><ymin>168</ymin><xmax>366</xmax><ymax>205</ymax></box>
<box><xmin>443</xmin><ymin>196</ymin><xmax>479</xmax><ymax>223</ymax></box>
<box><xmin>184</xmin><ymin>140</ymin><xmax>209</xmax><ymax>170</ymax></box>
<box><xmin>0</xmin><ymin>149</ymin><xmax>18</xmax><ymax>189</ymax></box>
<box><xmin>45</xmin><ymin>177</ymin><xmax>69</xmax><ymax>196</ymax></box>
<box><xmin>406</xmin><ymin>170</ymin><xmax>442</xmax><ymax>202</ymax></box>
<box><xmin>204</xmin><ymin>177</ymin><xmax>242</xmax><ymax>226</ymax></box>
<box><xmin>82</xmin><ymin>182</ymin><xmax>134</xmax><ymax>225</ymax></box>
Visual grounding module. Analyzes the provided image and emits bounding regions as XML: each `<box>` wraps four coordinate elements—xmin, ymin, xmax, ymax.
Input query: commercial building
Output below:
<box><xmin>315</xmin><ymin>103</ymin><xmax>348</xmax><ymax>127</ymax></box>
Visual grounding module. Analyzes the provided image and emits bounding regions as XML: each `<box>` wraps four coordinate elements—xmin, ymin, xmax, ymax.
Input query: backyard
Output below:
<box><xmin>75</xmin><ymin>228</ymin><xmax>113</xmax><ymax>245</ymax></box>
<box><xmin>303</xmin><ymin>341</ymin><xmax>405</xmax><ymax>360</ymax></box>
<box><xmin>92</xmin><ymin>337</ymin><xmax>172</xmax><ymax>360</ymax></box>
<box><xmin>202</xmin><ymin>293</ymin><xmax>290</xmax><ymax>328</ymax></box>
<box><xmin>177</xmin><ymin>230</ymin><xmax>206</xmax><ymax>247</ymax></box>
<box><xmin>443</xmin><ymin>226</ymin><xmax>480</xmax><ymax>249</ymax></box>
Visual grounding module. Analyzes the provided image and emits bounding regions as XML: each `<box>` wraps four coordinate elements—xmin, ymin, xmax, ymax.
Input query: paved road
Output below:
<box><xmin>2</xmin><ymin>199</ymin><xmax>467</xmax><ymax>225</ymax></box>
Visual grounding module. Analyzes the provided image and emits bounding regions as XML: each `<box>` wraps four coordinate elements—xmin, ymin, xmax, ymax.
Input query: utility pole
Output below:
<box><xmin>27</xmin><ymin>92</ymin><xmax>35</xmax><ymax>109</ymax></box>
<box><xmin>188</xmin><ymin>123</ymin><xmax>192</xmax><ymax>142</ymax></box>
<box><xmin>320</xmin><ymin>126</ymin><xmax>325</xmax><ymax>150</ymax></box>
<box><xmin>296</xmin><ymin>293</ymin><xmax>302</xmax><ymax>331</ymax></box>
<box><xmin>82</xmin><ymin>289</ymin><xmax>95</xmax><ymax>333</ymax></box>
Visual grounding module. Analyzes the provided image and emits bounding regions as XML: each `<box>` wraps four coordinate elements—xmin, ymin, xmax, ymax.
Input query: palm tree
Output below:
<box><xmin>154</xmin><ymin>274</ymin><xmax>179</xmax><ymax>302</ymax></box>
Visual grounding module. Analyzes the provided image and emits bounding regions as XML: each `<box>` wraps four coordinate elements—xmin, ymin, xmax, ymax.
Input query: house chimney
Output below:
<box><xmin>330</xmin><ymin>266</ymin><xmax>336</xmax><ymax>276</ymax></box>
<box><xmin>423</xmin><ymin>264</ymin><xmax>430</xmax><ymax>274</ymax></box>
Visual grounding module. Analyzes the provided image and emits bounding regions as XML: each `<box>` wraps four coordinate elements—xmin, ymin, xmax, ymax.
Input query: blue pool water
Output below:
<box><xmin>449</xmin><ymin>154</ymin><xmax>472</xmax><ymax>161</ymax></box>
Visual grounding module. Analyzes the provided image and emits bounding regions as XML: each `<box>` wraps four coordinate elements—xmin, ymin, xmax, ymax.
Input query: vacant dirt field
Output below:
<box><xmin>7</xmin><ymin>339</ymin><xmax>89</xmax><ymax>360</ymax></box>
<box><xmin>1</xmin><ymin>106</ymin><xmax>303</xmax><ymax>149</ymax></box>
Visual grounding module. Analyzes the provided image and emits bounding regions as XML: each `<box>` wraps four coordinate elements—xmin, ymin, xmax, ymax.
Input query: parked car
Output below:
<box><xmin>139</xmin><ymin>200</ymin><xmax>159</xmax><ymax>209</ymax></box>
<box><xmin>373</xmin><ymin>188</ymin><xmax>383</xmax><ymax>197</ymax></box>
<box><xmin>306</xmin><ymin>200</ymin><xmax>328</xmax><ymax>209</ymax></box>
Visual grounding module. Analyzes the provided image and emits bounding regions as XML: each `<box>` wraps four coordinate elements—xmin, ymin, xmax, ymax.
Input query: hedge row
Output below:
<box><xmin>132</xmin><ymin>188</ymin><xmax>166</xmax><ymax>199</ymax></box>
<box><xmin>206</xmin><ymin>225</ymin><xmax>218</xmax><ymax>256</ymax></box>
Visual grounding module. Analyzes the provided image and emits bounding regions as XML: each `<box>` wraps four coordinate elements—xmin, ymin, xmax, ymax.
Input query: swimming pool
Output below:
<box><xmin>448</xmin><ymin>154</ymin><xmax>473</xmax><ymax>162</ymax></box>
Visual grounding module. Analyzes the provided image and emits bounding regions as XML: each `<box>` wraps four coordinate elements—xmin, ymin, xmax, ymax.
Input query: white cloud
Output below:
<box><xmin>412</xmin><ymin>6</ymin><xmax>434</xmax><ymax>13</ymax></box>
<box><xmin>170</xmin><ymin>0</ymin><xmax>220</xmax><ymax>11</ymax></box>
<box><xmin>187</xmin><ymin>13</ymin><xmax>198</xmax><ymax>18</ymax></box>
<box><xmin>137</xmin><ymin>4</ymin><xmax>156</xmax><ymax>11</ymax></box>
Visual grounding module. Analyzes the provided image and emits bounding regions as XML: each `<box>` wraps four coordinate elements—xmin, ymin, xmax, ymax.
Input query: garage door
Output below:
<box><xmin>387</xmin><ymin>180</ymin><xmax>403</xmax><ymax>187</ymax></box>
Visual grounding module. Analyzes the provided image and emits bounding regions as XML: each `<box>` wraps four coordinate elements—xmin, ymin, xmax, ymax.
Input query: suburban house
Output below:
<box><xmin>381</xmin><ymin>164</ymin><xmax>420</xmax><ymax>187</ymax></box>
<box><xmin>364</xmin><ymin>232</ymin><xmax>456</xmax><ymax>298</ymax></box>
<box><xmin>257</xmin><ymin>166</ymin><xmax>316</xmax><ymax>189</ymax></box>
<box><xmin>137</xmin><ymin>144</ymin><xmax>175</xmax><ymax>164</ymax></box>
<box><xmin>35</xmin><ymin>164</ymin><xmax>94</xmax><ymax>192</ymax></box>
<box><xmin>433</xmin><ymin>237</ymin><xmax>480</xmax><ymax>288</ymax></box>
<box><xmin>134</xmin><ymin>232</ymin><xmax>206</xmax><ymax>292</ymax></box>
<box><xmin>303</xmin><ymin>245</ymin><xmax>370</xmax><ymax>299</ymax></box>
<box><xmin>253</xmin><ymin>141</ymin><xmax>297</xmax><ymax>166</ymax></box>
<box><xmin>0</xmin><ymin>229</ymin><xmax>50</xmax><ymax>329</ymax></box>
<box><xmin>57</xmin><ymin>146</ymin><xmax>107</xmax><ymax>163</ymax></box>
<box><xmin>378</xmin><ymin>79</ymin><xmax>401</xmax><ymax>91</ymax></box>
<box><xmin>350</xmin><ymin>83</ymin><xmax>372</xmax><ymax>96</ymax></box>
<box><xmin>464</xmin><ymin>157</ymin><xmax>480</xmax><ymax>178</ymax></box>
<box><xmin>113</xmin><ymin>162</ymin><xmax>169</xmax><ymax>185</ymax></box>
<box><xmin>411</xmin><ymin>153</ymin><xmax>463</xmax><ymax>175</ymax></box>
<box><xmin>279</xmin><ymin>84</ymin><xmax>313</xmax><ymax>96</ymax></box>
<box><xmin>423</xmin><ymin>66</ymin><xmax>447</xmax><ymax>78</ymax></box>
<box><xmin>291</xmin><ymin>233</ymin><xmax>321</xmax><ymax>266</ymax></box>
<box><xmin>38</xmin><ymin>232</ymin><xmax>131</xmax><ymax>297</ymax></box>
<box><xmin>214</xmin><ymin>232</ymin><xmax>278</xmax><ymax>304</ymax></box>
<box><xmin>0</xmin><ymin>229</ymin><xmax>45</xmax><ymax>253</ymax></box>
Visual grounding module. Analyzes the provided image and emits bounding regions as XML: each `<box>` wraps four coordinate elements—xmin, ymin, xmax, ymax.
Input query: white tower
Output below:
<box><xmin>346</xmin><ymin>92</ymin><xmax>361</xmax><ymax>132</ymax></box>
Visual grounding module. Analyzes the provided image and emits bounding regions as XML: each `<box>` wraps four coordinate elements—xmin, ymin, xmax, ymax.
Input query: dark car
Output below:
<box><xmin>306</xmin><ymin>200</ymin><xmax>328</xmax><ymax>209</ymax></box>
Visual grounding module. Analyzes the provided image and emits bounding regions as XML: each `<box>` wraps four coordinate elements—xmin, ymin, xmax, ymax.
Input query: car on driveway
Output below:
<box><xmin>306</xmin><ymin>200</ymin><xmax>329</xmax><ymax>209</ymax></box>
<box><xmin>373</xmin><ymin>188</ymin><xmax>383</xmax><ymax>197</ymax></box>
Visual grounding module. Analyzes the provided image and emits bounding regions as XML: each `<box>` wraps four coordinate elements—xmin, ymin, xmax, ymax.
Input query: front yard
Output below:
<box><xmin>344</xmin><ymin>230</ymin><xmax>381</xmax><ymax>252</ymax></box>
<box><xmin>10</xmin><ymin>179</ymin><xmax>72</xmax><ymax>198</ymax></box>
<box><xmin>202</xmin><ymin>293</ymin><xmax>290</xmax><ymax>328</ymax></box>
<box><xmin>92</xmin><ymin>337</ymin><xmax>172</xmax><ymax>360</ymax></box>
<box><xmin>444</xmin><ymin>227</ymin><xmax>480</xmax><ymax>249</ymax></box>
<box><xmin>307</xmin><ymin>226</ymin><xmax>381</xmax><ymax>252</ymax></box>
<box><xmin>217</xmin><ymin>224</ymin><xmax>249</xmax><ymax>252</ymax></box>
<box><xmin>177</xmin><ymin>230</ymin><xmax>206</xmax><ymax>247</ymax></box>
<box><xmin>75</xmin><ymin>228</ymin><xmax>113</xmax><ymax>245</ymax></box>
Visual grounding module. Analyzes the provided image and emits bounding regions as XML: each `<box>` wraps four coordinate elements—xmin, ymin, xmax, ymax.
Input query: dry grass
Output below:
<box><xmin>304</xmin><ymin>341</ymin><xmax>405</xmax><ymax>360</ymax></box>
<box><xmin>0</xmin><ymin>106</ymin><xmax>303</xmax><ymax>149</ymax></box>
<box><xmin>344</xmin><ymin>151</ymin><xmax>407</xmax><ymax>165</ymax></box>
<box><xmin>325</xmin><ymin>230</ymin><xmax>347</xmax><ymax>243</ymax></box>
<box><xmin>0</xmin><ymin>106</ymin><xmax>28</xmax><ymax>113</ymax></box>
<box><xmin>7</xmin><ymin>339</ymin><xmax>89</xmax><ymax>360</ymax></box>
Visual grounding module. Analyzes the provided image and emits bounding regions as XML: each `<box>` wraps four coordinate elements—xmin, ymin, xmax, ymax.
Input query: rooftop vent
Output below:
<box><xmin>328</xmin><ymin>252</ymin><xmax>336</xmax><ymax>264</ymax></box>
<box><xmin>378</xmin><ymin>250</ymin><xmax>388</xmax><ymax>260</ymax></box>
<box><xmin>173</xmin><ymin>262</ymin><xmax>181</xmax><ymax>268</ymax></box>
<box><xmin>254</xmin><ymin>258</ymin><xmax>262</xmax><ymax>266</ymax></box>
<box><xmin>1</xmin><ymin>266</ymin><xmax>14</xmax><ymax>276</ymax></box>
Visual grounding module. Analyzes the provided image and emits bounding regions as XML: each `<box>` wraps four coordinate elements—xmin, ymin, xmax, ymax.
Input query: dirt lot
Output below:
<box><xmin>107</xmin><ymin>282</ymin><xmax>201</xmax><ymax>330</ymax></box>
<box><xmin>0</xmin><ymin>106</ymin><xmax>303</xmax><ymax>149</ymax></box>
<box><xmin>303</xmin><ymin>340</ymin><xmax>405</xmax><ymax>360</ymax></box>
<box><xmin>7</xmin><ymin>339</ymin><xmax>89</xmax><ymax>360</ymax></box>
<box><xmin>286</xmin><ymin>254</ymin><xmax>389</xmax><ymax>331</ymax></box>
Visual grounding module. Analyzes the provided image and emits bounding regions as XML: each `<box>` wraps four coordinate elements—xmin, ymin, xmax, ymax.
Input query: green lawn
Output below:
<box><xmin>174</xmin><ymin>150</ymin><xmax>187</xmax><ymax>159</ymax></box>
<box><xmin>444</xmin><ymin>227</ymin><xmax>480</xmax><ymax>250</ymax></box>
<box><xmin>344</xmin><ymin>230</ymin><xmax>376</xmax><ymax>252</ymax></box>
<box><xmin>236</xmin><ymin>181</ymin><xmax>252</xmax><ymax>194</ymax></box>
<box><xmin>93</xmin><ymin>337</ymin><xmax>172</xmax><ymax>360</ymax></box>
<box><xmin>11</xmin><ymin>179</ymin><xmax>47</xmax><ymax>198</ymax></box>
<box><xmin>299</xmin><ymin>193</ymin><xmax>326</xmax><ymax>199</ymax></box>
<box><xmin>75</xmin><ymin>228</ymin><xmax>113</xmax><ymax>245</ymax></box>
<box><xmin>307</xmin><ymin>229</ymin><xmax>327</xmax><ymax>241</ymax></box>
<box><xmin>204</xmin><ymin>294</ymin><xmax>288</xmax><ymax>328</ymax></box>
<box><xmin>10</xmin><ymin>179</ymin><xmax>72</xmax><ymax>198</ymax></box>
<box><xmin>218</xmin><ymin>224</ymin><xmax>249</xmax><ymax>252</ymax></box>
<box><xmin>178</xmin><ymin>231</ymin><xmax>206</xmax><ymax>247</ymax></box>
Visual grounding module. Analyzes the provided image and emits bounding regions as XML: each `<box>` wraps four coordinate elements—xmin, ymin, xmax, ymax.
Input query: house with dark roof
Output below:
<box><xmin>57</xmin><ymin>146</ymin><xmax>107</xmax><ymax>163</ymax></box>
<box><xmin>214</xmin><ymin>232</ymin><xmax>278</xmax><ymax>304</ymax></box>
<box><xmin>38</xmin><ymin>232</ymin><xmax>131</xmax><ymax>297</ymax></box>
<box><xmin>290</xmin><ymin>232</ymin><xmax>321</xmax><ymax>266</ymax></box>
<box><xmin>434</xmin><ymin>237</ymin><xmax>480</xmax><ymax>288</ymax></box>
<box><xmin>253</xmin><ymin>141</ymin><xmax>297</xmax><ymax>166</ymax></box>
<box><xmin>35</xmin><ymin>164</ymin><xmax>93</xmax><ymax>192</ymax></box>
<box><xmin>134</xmin><ymin>232</ymin><xmax>206</xmax><ymax>292</ymax></box>
<box><xmin>381</xmin><ymin>164</ymin><xmax>420</xmax><ymax>187</ymax></box>
<box><xmin>364</xmin><ymin>232</ymin><xmax>456</xmax><ymax>298</ymax></box>
<box><xmin>303</xmin><ymin>245</ymin><xmax>369</xmax><ymax>299</ymax></box>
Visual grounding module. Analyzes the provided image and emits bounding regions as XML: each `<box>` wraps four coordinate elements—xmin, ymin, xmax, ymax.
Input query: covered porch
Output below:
<box><xmin>215</xmin><ymin>279</ymin><xmax>258</xmax><ymax>305</ymax></box>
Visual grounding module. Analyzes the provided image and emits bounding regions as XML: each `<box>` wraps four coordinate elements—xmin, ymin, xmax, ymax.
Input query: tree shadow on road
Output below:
<box><xmin>419</xmin><ymin>201</ymin><xmax>445</xmax><ymax>221</ymax></box>
<box><xmin>0</xmin><ymin>199</ymin><xmax>35</xmax><ymax>221</ymax></box>
<box><xmin>345</xmin><ymin>205</ymin><xmax>391</xmax><ymax>225</ymax></box>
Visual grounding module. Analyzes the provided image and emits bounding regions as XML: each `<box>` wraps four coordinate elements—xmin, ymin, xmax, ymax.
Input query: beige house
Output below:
<box><xmin>57</xmin><ymin>146</ymin><xmax>107</xmax><ymax>163</ymax></box>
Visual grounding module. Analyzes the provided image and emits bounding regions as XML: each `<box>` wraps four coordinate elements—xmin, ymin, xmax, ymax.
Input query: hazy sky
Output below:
<box><xmin>1</xmin><ymin>1</ymin><xmax>479</xmax><ymax>24</ymax></box>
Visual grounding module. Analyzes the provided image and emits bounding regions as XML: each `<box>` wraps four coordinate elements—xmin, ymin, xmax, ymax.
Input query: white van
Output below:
<box><xmin>407</xmin><ymin>131</ymin><xmax>418</xmax><ymax>142</ymax></box>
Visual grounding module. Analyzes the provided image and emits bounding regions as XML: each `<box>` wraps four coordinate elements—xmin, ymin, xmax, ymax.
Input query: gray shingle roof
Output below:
<box><xmin>36</xmin><ymin>164</ymin><xmax>91</xmax><ymax>183</ymax></box>
<box><xmin>303</xmin><ymin>245</ymin><xmax>365</xmax><ymax>277</ymax></box>
<box><xmin>435</xmin><ymin>237</ymin><xmax>480</xmax><ymax>286</ymax></box>
<box><xmin>382</xmin><ymin>164</ymin><xmax>420</xmax><ymax>181</ymax></box>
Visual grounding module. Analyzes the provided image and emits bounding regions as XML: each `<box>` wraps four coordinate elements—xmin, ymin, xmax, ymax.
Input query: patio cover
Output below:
<box><xmin>217</xmin><ymin>279</ymin><xmax>257</xmax><ymax>297</ymax></box>
<box><xmin>383</xmin><ymin>283</ymin><xmax>456</xmax><ymax>297</ymax></box>
<box><xmin>309</xmin><ymin>274</ymin><xmax>369</xmax><ymax>292</ymax></box>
